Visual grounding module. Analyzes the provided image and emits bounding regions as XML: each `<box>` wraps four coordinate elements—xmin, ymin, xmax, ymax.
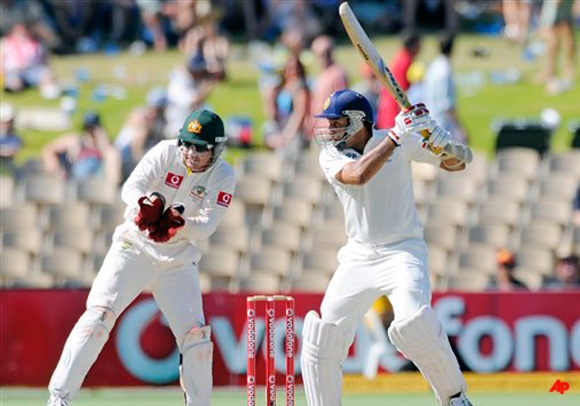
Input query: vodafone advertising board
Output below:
<box><xmin>1</xmin><ymin>291</ymin><xmax>579</xmax><ymax>386</ymax></box>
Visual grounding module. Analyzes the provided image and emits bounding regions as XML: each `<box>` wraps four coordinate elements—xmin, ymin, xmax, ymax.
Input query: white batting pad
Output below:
<box><xmin>49</xmin><ymin>307</ymin><xmax>116</xmax><ymax>400</ymax></box>
<box><xmin>180</xmin><ymin>325</ymin><xmax>213</xmax><ymax>406</ymax></box>
<box><xmin>388</xmin><ymin>305</ymin><xmax>466</xmax><ymax>405</ymax></box>
<box><xmin>300</xmin><ymin>311</ymin><xmax>346</xmax><ymax>406</ymax></box>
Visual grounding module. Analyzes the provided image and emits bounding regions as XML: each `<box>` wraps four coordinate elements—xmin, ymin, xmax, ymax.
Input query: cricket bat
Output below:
<box><xmin>339</xmin><ymin>2</ymin><xmax>449</xmax><ymax>155</ymax></box>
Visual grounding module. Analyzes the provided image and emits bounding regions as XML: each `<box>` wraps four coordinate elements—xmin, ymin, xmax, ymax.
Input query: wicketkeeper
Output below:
<box><xmin>302</xmin><ymin>90</ymin><xmax>475</xmax><ymax>406</ymax></box>
<box><xmin>47</xmin><ymin>110</ymin><xmax>236</xmax><ymax>406</ymax></box>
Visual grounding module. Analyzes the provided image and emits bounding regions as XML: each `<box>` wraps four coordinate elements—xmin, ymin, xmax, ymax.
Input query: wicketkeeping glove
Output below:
<box><xmin>148</xmin><ymin>203</ymin><xmax>186</xmax><ymax>243</ymax></box>
<box><xmin>389</xmin><ymin>103</ymin><xmax>434</xmax><ymax>146</ymax></box>
<box><xmin>134</xmin><ymin>192</ymin><xmax>166</xmax><ymax>231</ymax></box>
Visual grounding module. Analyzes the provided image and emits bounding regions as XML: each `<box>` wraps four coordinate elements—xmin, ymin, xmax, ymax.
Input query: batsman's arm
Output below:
<box><xmin>336</xmin><ymin>137</ymin><xmax>398</xmax><ymax>185</ymax></box>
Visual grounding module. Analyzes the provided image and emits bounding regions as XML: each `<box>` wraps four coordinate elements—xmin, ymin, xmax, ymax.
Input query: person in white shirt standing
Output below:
<box><xmin>301</xmin><ymin>90</ymin><xmax>475</xmax><ymax>406</ymax></box>
<box><xmin>47</xmin><ymin>110</ymin><xmax>236</xmax><ymax>406</ymax></box>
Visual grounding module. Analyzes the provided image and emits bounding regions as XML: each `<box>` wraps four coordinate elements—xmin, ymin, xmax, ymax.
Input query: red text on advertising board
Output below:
<box><xmin>549</xmin><ymin>379</ymin><xmax>570</xmax><ymax>394</ymax></box>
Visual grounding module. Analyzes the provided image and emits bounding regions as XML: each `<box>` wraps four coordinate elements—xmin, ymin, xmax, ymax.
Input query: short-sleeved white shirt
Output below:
<box><xmin>319</xmin><ymin>129</ymin><xmax>440</xmax><ymax>246</ymax></box>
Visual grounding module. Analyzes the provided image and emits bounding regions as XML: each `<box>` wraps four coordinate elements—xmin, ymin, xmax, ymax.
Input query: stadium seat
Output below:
<box><xmin>235</xmin><ymin>176</ymin><xmax>272</xmax><ymax>214</ymax></box>
<box><xmin>427</xmin><ymin>199</ymin><xmax>469</xmax><ymax>229</ymax></box>
<box><xmin>48</xmin><ymin>203</ymin><xmax>91</xmax><ymax>230</ymax></box>
<box><xmin>0</xmin><ymin>204</ymin><xmax>38</xmax><ymax>231</ymax></box>
<box><xmin>548</xmin><ymin>151</ymin><xmax>580</xmax><ymax>179</ymax></box>
<box><xmin>198</xmin><ymin>272</ymin><xmax>211</xmax><ymax>293</ymax></box>
<box><xmin>412</xmin><ymin>162</ymin><xmax>438</xmax><ymax>183</ymax></box>
<box><xmin>515</xmin><ymin>246</ymin><xmax>554</xmax><ymax>275</ymax></box>
<box><xmin>23</xmin><ymin>176</ymin><xmax>66</xmax><ymax>206</ymax></box>
<box><xmin>76</xmin><ymin>178</ymin><xmax>118</xmax><ymax>205</ymax></box>
<box><xmin>495</xmin><ymin>148</ymin><xmax>540</xmax><ymax>181</ymax></box>
<box><xmin>440</xmin><ymin>150</ymin><xmax>488</xmax><ymax>186</ymax></box>
<box><xmin>539</xmin><ymin>174</ymin><xmax>578</xmax><ymax>202</ymax></box>
<box><xmin>467</xmin><ymin>224</ymin><xmax>511</xmax><ymax>249</ymax></box>
<box><xmin>457</xmin><ymin>246</ymin><xmax>497</xmax><ymax>275</ymax></box>
<box><xmin>310</xmin><ymin>224</ymin><xmax>348</xmax><ymax>250</ymax></box>
<box><xmin>98</xmin><ymin>204</ymin><xmax>127</xmax><ymax>232</ymax></box>
<box><xmin>0</xmin><ymin>247</ymin><xmax>30</xmax><ymax>279</ymax></box>
<box><xmin>52</xmin><ymin>228</ymin><xmax>94</xmax><ymax>255</ymax></box>
<box><xmin>209</xmin><ymin>226</ymin><xmax>250</xmax><ymax>254</ymax></box>
<box><xmin>477</xmin><ymin>199</ymin><xmax>520</xmax><ymax>228</ymax></box>
<box><xmin>40</xmin><ymin>249</ymin><xmax>84</xmax><ymax>280</ymax></box>
<box><xmin>2</xmin><ymin>229</ymin><xmax>42</xmax><ymax>255</ymax></box>
<box><xmin>519</xmin><ymin>224</ymin><xmax>562</xmax><ymax>251</ymax></box>
<box><xmin>424</xmin><ymin>224</ymin><xmax>457</xmax><ymax>253</ymax></box>
<box><xmin>239</xmin><ymin>272</ymin><xmax>280</xmax><ymax>293</ymax></box>
<box><xmin>323</xmin><ymin>200</ymin><xmax>344</xmax><ymax>222</ymax></box>
<box><xmin>283</xmin><ymin>178</ymin><xmax>323</xmax><ymax>206</ymax></box>
<box><xmin>261</xmin><ymin>224</ymin><xmax>302</xmax><ymax>253</ymax></box>
<box><xmin>0</xmin><ymin>176</ymin><xmax>14</xmax><ymax>208</ymax></box>
<box><xmin>435</xmin><ymin>177</ymin><xmax>479</xmax><ymax>205</ymax></box>
<box><xmin>447</xmin><ymin>273</ymin><xmax>490</xmax><ymax>291</ymax></box>
<box><xmin>573</xmin><ymin>227</ymin><xmax>580</xmax><ymax>256</ymax></box>
<box><xmin>487</xmin><ymin>176</ymin><xmax>529</xmax><ymax>204</ymax></box>
<box><xmin>250</xmin><ymin>248</ymin><xmax>292</xmax><ymax>277</ymax></box>
<box><xmin>272</xmin><ymin>200</ymin><xmax>313</xmax><ymax>229</ymax></box>
<box><xmin>428</xmin><ymin>246</ymin><xmax>448</xmax><ymax>278</ymax></box>
<box><xmin>530</xmin><ymin>199</ymin><xmax>572</xmax><ymax>228</ymax></box>
<box><xmin>219</xmin><ymin>200</ymin><xmax>246</xmax><ymax>227</ymax></box>
<box><xmin>301</xmin><ymin>249</ymin><xmax>339</xmax><ymax>275</ymax></box>
<box><xmin>242</xmin><ymin>153</ymin><xmax>284</xmax><ymax>182</ymax></box>
<box><xmin>199</xmin><ymin>247</ymin><xmax>239</xmax><ymax>278</ymax></box>
<box><xmin>294</xmin><ymin>154</ymin><xmax>326</xmax><ymax>181</ymax></box>
<box><xmin>511</xmin><ymin>268</ymin><xmax>544</xmax><ymax>290</ymax></box>
<box><xmin>291</xmin><ymin>274</ymin><xmax>329</xmax><ymax>293</ymax></box>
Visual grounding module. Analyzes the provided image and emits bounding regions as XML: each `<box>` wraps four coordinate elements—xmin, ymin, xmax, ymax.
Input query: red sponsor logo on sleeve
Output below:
<box><xmin>217</xmin><ymin>191</ymin><xmax>232</xmax><ymax>207</ymax></box>
<box><xmin>165</xmin><ymin>172</ymin><xmax>184</xmax><ymax>189</ymax></box>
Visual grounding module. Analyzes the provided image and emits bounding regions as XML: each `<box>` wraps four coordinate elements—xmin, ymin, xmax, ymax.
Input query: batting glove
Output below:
<box><xmin>148</xmin><ymin>203</ymin><xmax>186</xmax><ymax>243</ymax></box>
<box><xmin>134</xmin><ymin>192</ymin><xmax>165</xmax><ymax>231</ymax></box>
<box><xmin>390</xmin><ymin>104</ymin><xmax>434</xmax><ymax>146</ymax></box>
<box><xmin>422</xmin><ymin>125</ymin><xmax>450</xmax><ymax>155</ymax></box>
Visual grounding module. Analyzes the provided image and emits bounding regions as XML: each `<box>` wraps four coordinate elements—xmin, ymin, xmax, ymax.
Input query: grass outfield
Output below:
<box><xmin>2</xmin><ymin>388</ymin><xmax>580</xmax><ymax>406</ymax></box>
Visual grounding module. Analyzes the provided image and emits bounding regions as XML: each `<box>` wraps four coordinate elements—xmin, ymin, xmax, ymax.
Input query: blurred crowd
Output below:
<box><xmin>0</xmin><ymin>0</ymin><xmax>578</xmax><ymax>181</ymax></box>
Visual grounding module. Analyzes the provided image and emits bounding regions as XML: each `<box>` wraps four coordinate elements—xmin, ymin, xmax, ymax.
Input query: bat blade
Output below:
<box><xmin>339</xmin><ymin>2</ymin><xmax>410</xmax><ymax>109</ymax></box>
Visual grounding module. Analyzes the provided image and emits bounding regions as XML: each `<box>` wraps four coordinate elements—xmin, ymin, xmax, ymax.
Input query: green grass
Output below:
<box><xmin>1</xmin><ymin>34</ymin><xmax>579</xmax><ymax>165</ymax></box>
<box><xmin>2</xmin><ymin>388</ymin><xmax>580</xmax><ymax>406</ymax></box>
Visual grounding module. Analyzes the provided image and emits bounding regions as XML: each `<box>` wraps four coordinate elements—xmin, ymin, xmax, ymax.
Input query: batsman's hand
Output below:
<box><xmin>148</xmin><ymin>203</ymin><xmax>186</xmax><ymax>243</ymax></box>
<box><xmin>422</xmin><ymin>125</ymin><xmax>450</xmax><ymax>155</ymax></box>
<box><xmin>389</xmin><ymin>104</ymin><xmax>434</xmax><ymax>146</ymax></box>
<box><xmin>134</xmin><ymin>193</ymin><xmax>165</xmax><ymax>231</ymax></box>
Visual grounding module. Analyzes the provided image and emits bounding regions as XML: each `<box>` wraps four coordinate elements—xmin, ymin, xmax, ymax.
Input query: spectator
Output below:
<box><xmin>502</xmin><ymin>0</ymin><xmax>532</xmax><ymax>45</ymax></box>
<box><xmin>135</xmin><ymin>0</ymin><xmax>171</xmax><ymax>52</ymax></box>
<box><xmin>164</xmin><ymin>53</ymin><xmax>218</xmax><ymax>138</ymax></box>
<box><xmin>0</xmin><ymin>23</ymin><xmax>60</xmax><ymax>99</ymax></box>
<box><xmin>309</xmin><ymin>35</ymin><xmax>349</xmax><ymax>134</ymax></box>
<box><xmin>376</xmin><ymin>33</ymin><xmax>421</xmax><ymax>129</ymax></box>
<box><xmin>351</xmin><ymin>64</ymin><xmax>380</xmax><ymax>121</ymax></box>
<box><xmin>115</xmin><ymin>87</ymin><xmax>168</xmax><ymax>180</ymax></box>
<box><xmin>486</xmin><ymin>249</ymin><xmax>528</xmax><ymax>291</ymax></box>
<box><xmin>538</xmin><ymin>0</ymin><xmax>577</xmax><ymax>94</ymax></box>
<box><xmin>543</xmin><ymin>255</ymin><xmax>580</xmax><ymax>289</ymax></box>
<box><xmin>0</xmin><ymin>0</ymin><xmax>60</xmax><ymax>48</ymax></box>
<box><xmin>403</xmin><ymin>0</ymin><xmax>457</xmax><ymax>36</ymax></box>
<box><xmin>42</xmin><ymin>111</ymin><xmax>121</xmax><ymax>184</ymax></box>
<box><xmin>0</xmin><ymin>103</ymin><xmax>22</xmax><ymax>176</ymax></box>
<box><xmin>263</xmin><ymin>54</ymin><xmax>310</xmax><ymax>151</ymax></box>
<box><xmin>422</xmin><ymin>34</ymin><xmax>468</xmax><ymax>144</ymax></box>
<box><xmin>573</xmin><ymin>182</ymin><xmax>580</xmax><ymax>227</ymax></box>
<box><xmin>181</xmin><ymin>21</ymin><xmax>230</xmax><ymax>82</ymax></box>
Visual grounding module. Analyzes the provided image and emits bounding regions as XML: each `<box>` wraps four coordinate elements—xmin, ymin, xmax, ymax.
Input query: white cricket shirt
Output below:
<box><xmin>319</xmin><ymin>129</ymin><xmax>440</xmax><ymax>246</ymax></box>
<box><xmin>116</xmin><ymin>140</ymin><xmax>236</xmax><ymax>263</ymax></box>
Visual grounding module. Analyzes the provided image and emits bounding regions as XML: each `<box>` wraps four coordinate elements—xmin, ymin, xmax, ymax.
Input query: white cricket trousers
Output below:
<box><xmin>49</xmin><ymin>239</ymin><xmax>204</xmax><ymax>400</ymax></box>
<box><xmin>320</xmin><ymin>237</ymin><xmax>431</xmax><ymax>348</ymax></box>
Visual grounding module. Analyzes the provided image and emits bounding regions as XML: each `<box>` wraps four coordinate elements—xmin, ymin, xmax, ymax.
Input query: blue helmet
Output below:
<box><xmin>314</xmin><ymin>90</ymin><xmax>374</xmax><ymax>124</ymax></box>
<box><xmin>314</xmin><ymin>90</ymin><xmax>374</xmax><ymax>151</ymax></box>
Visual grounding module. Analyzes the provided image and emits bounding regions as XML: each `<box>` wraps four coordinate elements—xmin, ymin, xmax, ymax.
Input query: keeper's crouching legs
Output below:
<box><xmin>387</xmin><ymin>305</ymin><xmax>467</xmax><ymax>405</ymax></box>
<box><xmin>300</xmin><ymin>311</ymin><xmax>348</xmax><ymax>406</ymax></box>
<box><xmin>49</xmin><ymin>306</ymin><xmax>116</xmax><ymax>402</ymax></box>
<box><xmin>179</xmin><ymin>325</ymin><xmax>213</xmax><ymax>406</ymax></box>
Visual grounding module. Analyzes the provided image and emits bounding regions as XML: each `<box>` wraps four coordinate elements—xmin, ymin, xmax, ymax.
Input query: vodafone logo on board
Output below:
<box><xmin>165</xmin><ymin>172</ymin><xmax>183</xmax><ymax>189</ymax></box>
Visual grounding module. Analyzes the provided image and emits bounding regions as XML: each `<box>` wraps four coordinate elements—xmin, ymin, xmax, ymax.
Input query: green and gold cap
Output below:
<box><xmin>178</xmin><ymin>110</ymin><xmax>226</xmax><ymax>146</ymax></box>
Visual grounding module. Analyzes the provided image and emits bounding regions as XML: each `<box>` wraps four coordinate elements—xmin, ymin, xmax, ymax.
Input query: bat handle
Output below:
<box><xmin>420</xmin><ymin>129</ymin><xmax>442</xmax><ymax>154</ymax></box>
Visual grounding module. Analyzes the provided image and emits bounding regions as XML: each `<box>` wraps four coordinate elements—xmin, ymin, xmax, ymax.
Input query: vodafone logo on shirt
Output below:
<box><xmin>165</xmin><ymin>172</ymin><xmax>183</xmax><ymax>189</ymax></box>
<box><xmin>217</xmin><ymin>191</ymin><xmax>232</xmax><ymax>207</ymax></box>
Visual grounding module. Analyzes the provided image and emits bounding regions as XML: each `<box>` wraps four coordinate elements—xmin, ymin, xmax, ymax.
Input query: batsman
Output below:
<box><xmin>47</xmin><ymin>110</ymin><xmax>236</xmax><ymax>406</ymax></box>
<box><xmin>302</xmin><ymin>90</ymin><xmax>475</xmax><ymax>406</ymax></box>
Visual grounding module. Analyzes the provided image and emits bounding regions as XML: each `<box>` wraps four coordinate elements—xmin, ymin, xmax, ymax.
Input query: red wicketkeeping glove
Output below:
<box><xmin>148</xmin><ymin>203</ymin><xmax>186</xmax><ymax>243</ymax></box>
<box><xmin>134</xmin><ymin>193</ymin><xmax>165</xmax><ymax>231</ymax></box>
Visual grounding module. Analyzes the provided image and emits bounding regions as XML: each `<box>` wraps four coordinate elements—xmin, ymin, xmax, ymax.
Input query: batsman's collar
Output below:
<box><xmin>179</xmin><ymin>109</ymin><xmax>225</xmax><ymax>145</ymax></box>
